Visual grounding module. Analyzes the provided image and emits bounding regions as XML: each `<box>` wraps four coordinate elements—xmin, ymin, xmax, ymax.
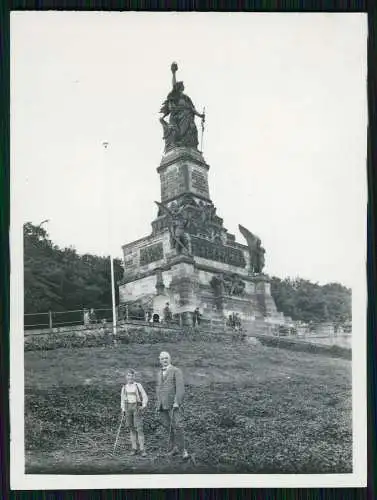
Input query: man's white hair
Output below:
<box><xmin>159</xmin><ymin>351</ymin><xmax>171</xmax><ymax>360</ymax></box>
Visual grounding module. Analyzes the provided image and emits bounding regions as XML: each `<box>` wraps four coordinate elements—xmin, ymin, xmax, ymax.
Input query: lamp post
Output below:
<box><xmin>102</xmin><ymin>141</ymin><xmax>117</xmax><ymax>340</ymax></box>
<box><xmin>110</xmin><ymin>250</ymin><xmax>117</xmax><ymax>340</ymax></box>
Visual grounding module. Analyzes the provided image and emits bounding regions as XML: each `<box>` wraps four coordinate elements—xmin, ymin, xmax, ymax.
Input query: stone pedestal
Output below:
<box><xmin>168</xmin><ymin>259</ymin><xmax>200</xmax><ymax>325</ymax></box>
<box><xmin>254</xmin><ymin>274</ymin><xmax>279</xmax><ymax>317</ymax></box>
<box><xmin>157</xmin><ymin>147</ymin><xmax>211</xmax><ymax>203</ymax></box>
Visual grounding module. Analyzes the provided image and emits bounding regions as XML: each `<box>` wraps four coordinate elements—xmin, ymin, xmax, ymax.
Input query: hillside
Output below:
<box><xmin>25</xmin><ymin>340</ymin><xmax>352</xmax><ymax>474</ymax></box>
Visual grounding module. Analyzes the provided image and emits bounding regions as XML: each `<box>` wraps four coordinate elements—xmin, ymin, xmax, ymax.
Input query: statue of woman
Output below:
<box><xmin>160</xmin><ymin>62</ymin><xmax>205</xmax><ymax>151</ymax></box>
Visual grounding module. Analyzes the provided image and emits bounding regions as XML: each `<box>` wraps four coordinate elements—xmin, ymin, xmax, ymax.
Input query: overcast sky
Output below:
<box><xmin>11</xmin><ymin>12</ymin><xmax>367</xmax><ymax>288</ymax></box>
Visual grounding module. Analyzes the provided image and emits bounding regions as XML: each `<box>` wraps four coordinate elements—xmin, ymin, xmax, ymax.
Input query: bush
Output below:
<box><xmin>24</xmin><ymin>324</ymin><xmax>232</xmax><ymax>351</ymax></box>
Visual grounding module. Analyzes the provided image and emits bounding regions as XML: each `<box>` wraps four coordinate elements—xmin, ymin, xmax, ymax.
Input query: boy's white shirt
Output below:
<box><xmin>121</xmin><ymin>382</ymin><xmax>148</xmax><ymax>411</ymax></box>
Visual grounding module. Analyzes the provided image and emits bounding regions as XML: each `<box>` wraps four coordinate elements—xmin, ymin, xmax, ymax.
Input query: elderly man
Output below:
<box><xmin>156</xmin><ymin>351</ymin><xmax>189</xmax><ymax>459</ymax></box>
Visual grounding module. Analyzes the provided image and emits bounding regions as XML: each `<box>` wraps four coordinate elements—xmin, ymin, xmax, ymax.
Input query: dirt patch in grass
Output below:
<box><xmin>24</xmin><ymin>341</ymin><xmax>352</xmax><ymax>474</ymax></box>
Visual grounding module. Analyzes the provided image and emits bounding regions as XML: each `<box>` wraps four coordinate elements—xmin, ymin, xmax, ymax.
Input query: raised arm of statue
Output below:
<box><xmin>171</xmin><ymin>62</ymin><xmax>178</xmax><ymax>88</ymax></box>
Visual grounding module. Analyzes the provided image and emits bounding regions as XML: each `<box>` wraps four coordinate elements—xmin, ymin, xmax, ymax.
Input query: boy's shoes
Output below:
<box><xmin>140</xmin><ymin>450</ymin><xmax>147</xmax><ymax>457</ymax></box>
<box><xmin>182</xmin><ymin>449</ymin><xmax>189</xmax><ymax>460</ymax></box>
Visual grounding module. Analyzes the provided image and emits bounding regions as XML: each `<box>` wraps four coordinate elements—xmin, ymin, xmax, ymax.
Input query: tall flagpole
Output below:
<box><xmin>110</xmin><ymin>249</ymin><xmax>117</xmax><ymax>340</ymax></box>
<box><xmin>102</xmin><ymin>140</ymin><xmax>117</xmax><ymax>340</ymax></box>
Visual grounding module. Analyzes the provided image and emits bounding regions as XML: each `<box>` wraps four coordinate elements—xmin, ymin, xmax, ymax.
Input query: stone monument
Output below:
<box><xmin>118</xmin><ymin>62</ymin><xmax>284</xmax><ymax>328</ymax></box>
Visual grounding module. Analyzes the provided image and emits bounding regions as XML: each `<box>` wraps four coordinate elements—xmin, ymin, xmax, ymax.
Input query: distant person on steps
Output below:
<box><xmin>193</xmin><ymin>307</ymin><xmax>201</xmax><ymax>327</ymax></box>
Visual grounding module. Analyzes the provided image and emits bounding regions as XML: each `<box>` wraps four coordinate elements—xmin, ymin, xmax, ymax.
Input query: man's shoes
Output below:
<box><xmin>167</xmin><ymin>446</ymin><xmax>179</xmax><ymax>456</ymax></box>
<box><xmin>182</xmin><ymin>449</ymin><xmax>190</xmax><ymax>460</ymax></box>
<box><xmin>130</xmin><ymin>449</ymin><xmax>137</xmax><ymax>456</ymax></box>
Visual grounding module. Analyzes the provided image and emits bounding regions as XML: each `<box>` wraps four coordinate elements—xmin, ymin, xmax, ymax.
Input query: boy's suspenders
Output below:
<box><xmin>135</xmin><ymin>383</ymin><xmax>143</xmax><ymax>405</ymax></box>
<box><xmin>123</xmin><ymin>384</ymin><xmax>142</xmax><ymax>406</ymax></box>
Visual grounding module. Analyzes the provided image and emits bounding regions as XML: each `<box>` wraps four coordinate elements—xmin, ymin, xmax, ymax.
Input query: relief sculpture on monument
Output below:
<box><xmin>190</xmin><ymin>236</ymin><xmax>246</xmax><ymax>267</ymax></box>
<box><xmin>210</xmin><ymin>273</ymin><xmax>246</xmax><ymax>297</ymax></box>
<box><xmin>139</xmin><ymin>242</ymin><xmax>164</xmax><ymax>266</ymax></box>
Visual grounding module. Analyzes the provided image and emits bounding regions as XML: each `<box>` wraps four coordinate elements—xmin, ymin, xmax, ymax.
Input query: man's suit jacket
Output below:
<box><xmin>156</xmin><ymin>365</ymin><xmax>185</xmax><ymax>410</ymax></box>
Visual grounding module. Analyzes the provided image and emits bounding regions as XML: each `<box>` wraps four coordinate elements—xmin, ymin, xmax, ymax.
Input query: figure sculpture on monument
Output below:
<box><xmin>211</xmin><ymin>273</ymin><xmax>245</xmax><ymax>296</ymax></box>
<box><xmin>160</xmin><ymin>62</ymin><xmax>205</xmax><ymax>151</ymax></box>
<box><xmin>172</xmin><ymin>215</ymin><xmax>191</xmax><ymax>255</ymax></box>
<box><xmin>255</xmin><ymin>239</ymin><xmax>266</xmax><ymax>274</ymax></box>
<box><xmin>199</xmin><ymin>204</ymin><xmax>216</xmax><ymax>225</ymax></box>
<box><xmin>155</xmin><ymin>201</ymin><xmax>191</xmax><ymax>255</ymax></box>
<box><xmin>210</xmin><ymin>274</ymin><xmax>226</xmax><ymax>297</ymax></box>
<box><xmin>238</xmin><ymin>224</ymin><xmax>266</xmax><ymax>274</ymax></box>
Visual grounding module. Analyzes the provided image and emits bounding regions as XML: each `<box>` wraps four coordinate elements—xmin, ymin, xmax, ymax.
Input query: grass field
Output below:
<box><xmin>24</xmin><ymin>340</ymin><xmax>352</xmax><ymax>474</ymax></box>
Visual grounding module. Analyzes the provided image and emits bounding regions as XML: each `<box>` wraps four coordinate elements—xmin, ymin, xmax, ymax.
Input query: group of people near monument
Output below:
<box><xmin>119</xmin><ymin>351</ymin><xmax>189</xmax><ymax>459</ymax></box>
<box><xmin>83</xmin><ymin>308</ymin><xmax>97</xmax><ymax>325</ymax></box>
<box><xmin>128</xmin><ymin>302</ymin><xmax>202</xmax><ymax>327</ymax></box>
<box><xmin>227</xmin><ymin>312</ymin><xmax>242</xmax><ymax>331</ymax></box>
<box><xmin>86</xmin><ymin>305</ymin><xmax>243</xmax><ymax>333</ymax></box>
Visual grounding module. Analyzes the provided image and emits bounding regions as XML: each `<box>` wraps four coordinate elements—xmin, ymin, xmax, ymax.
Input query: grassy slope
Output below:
<box><xmin>25</xmin><ymin>341</ymin><xmax>352</xmax><ymax>474</ymax></box>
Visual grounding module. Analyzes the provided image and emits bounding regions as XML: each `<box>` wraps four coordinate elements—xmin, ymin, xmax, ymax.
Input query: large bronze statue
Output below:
<box><xmin>238</xmin><ymin>224</ymin><xmax>266</xmax><ymax>274</ymax></box>
<box><xmin>160</xmin><ymin>62</ymin><xmax>205</xmax><ymax>151</ymax></box>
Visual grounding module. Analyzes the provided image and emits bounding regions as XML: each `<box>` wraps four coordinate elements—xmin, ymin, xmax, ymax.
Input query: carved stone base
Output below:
<box><xmin>119</xmin><ymin>259</ymin><xmax>281</xmax><ymax>327</ymax></box>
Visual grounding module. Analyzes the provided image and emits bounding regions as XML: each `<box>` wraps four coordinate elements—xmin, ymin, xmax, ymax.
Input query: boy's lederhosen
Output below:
<box><xmin>124</xmin><ymin>384</ymin><xmax>143</xmax><ymax>432</ymax></box>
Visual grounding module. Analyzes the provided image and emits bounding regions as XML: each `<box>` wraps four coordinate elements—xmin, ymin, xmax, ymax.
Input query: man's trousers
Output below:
<box><xmin>159</xmin><ymin>408</ymin><xmax>185</xmax><ymax>451</ymax></box>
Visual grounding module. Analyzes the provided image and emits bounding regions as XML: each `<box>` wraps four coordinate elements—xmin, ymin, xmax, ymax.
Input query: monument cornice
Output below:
<box><xmin>194</xmin><ymin>262</ymin><xmax>264</xmax><ymax>282</ymax></box>
<box><xmin>118</xmin><ymin>259</ymin><xmax>181</xmax><ymax>286</ymax></box>
<box><xmin>157</xmin><ymin>150</ymin><xmax>210</xmax><ymax>173</ymax></box>
<box><xmin>121</xmin><ymin>233</ymin><xmax>156</xmax><ymax>250</ymax></box>
<box><xmin>231</xmin><ymin>241</ymin><xmax>249</xmax><ymax>251</ymax></box>
<box><xmin>162</xmin><ymin>190</ymin><xmax>212</xmax><ymax>204</ymax></box>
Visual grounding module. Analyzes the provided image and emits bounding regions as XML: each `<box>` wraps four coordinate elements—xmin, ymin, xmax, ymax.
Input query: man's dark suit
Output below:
<box><xmin>156</xmin><ymin>365</ymin><xmax>185</xmax><ymax>451</ymax></box>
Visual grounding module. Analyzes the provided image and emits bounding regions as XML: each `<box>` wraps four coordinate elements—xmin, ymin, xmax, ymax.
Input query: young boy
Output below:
<box><xmin>121</xmin><ymin>369</ymin><xmax>148</xmax><ymax>456</ymax></box>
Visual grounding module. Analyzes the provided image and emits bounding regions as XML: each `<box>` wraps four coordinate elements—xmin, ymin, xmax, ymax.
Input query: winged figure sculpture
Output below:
<box><xmin>238</xmin><ymin>224</ymin><xmax>265</xmax><ymax>274</ymax></box>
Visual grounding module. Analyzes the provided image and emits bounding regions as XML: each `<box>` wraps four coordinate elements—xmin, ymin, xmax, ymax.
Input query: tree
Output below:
<box><xmin>24</xmin><ymin>222</ymin><xmax>123</xmax><ymax>314</ymax></box>
<box><xmin>270</xmin><ymin>277</ymin><xmax>351</xmax><ymax>324</ymax></box>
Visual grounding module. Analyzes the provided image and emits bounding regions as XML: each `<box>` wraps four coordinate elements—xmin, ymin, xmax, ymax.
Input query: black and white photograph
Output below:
<box><xmin>10</xmin><ymin>12</ymin><xmax>367</xmax><ymax>489</ymax></box>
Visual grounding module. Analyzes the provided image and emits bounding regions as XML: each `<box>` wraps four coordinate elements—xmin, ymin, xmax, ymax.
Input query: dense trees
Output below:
<box><xmin>270</xmin><ymin>277</ymin><xmax>351</xmax><ymax>325</ymax></box>
<box><xmin>24</xmin><ymin>222</ymin><xmax>123</xmax><ymax>314</ymax></box>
